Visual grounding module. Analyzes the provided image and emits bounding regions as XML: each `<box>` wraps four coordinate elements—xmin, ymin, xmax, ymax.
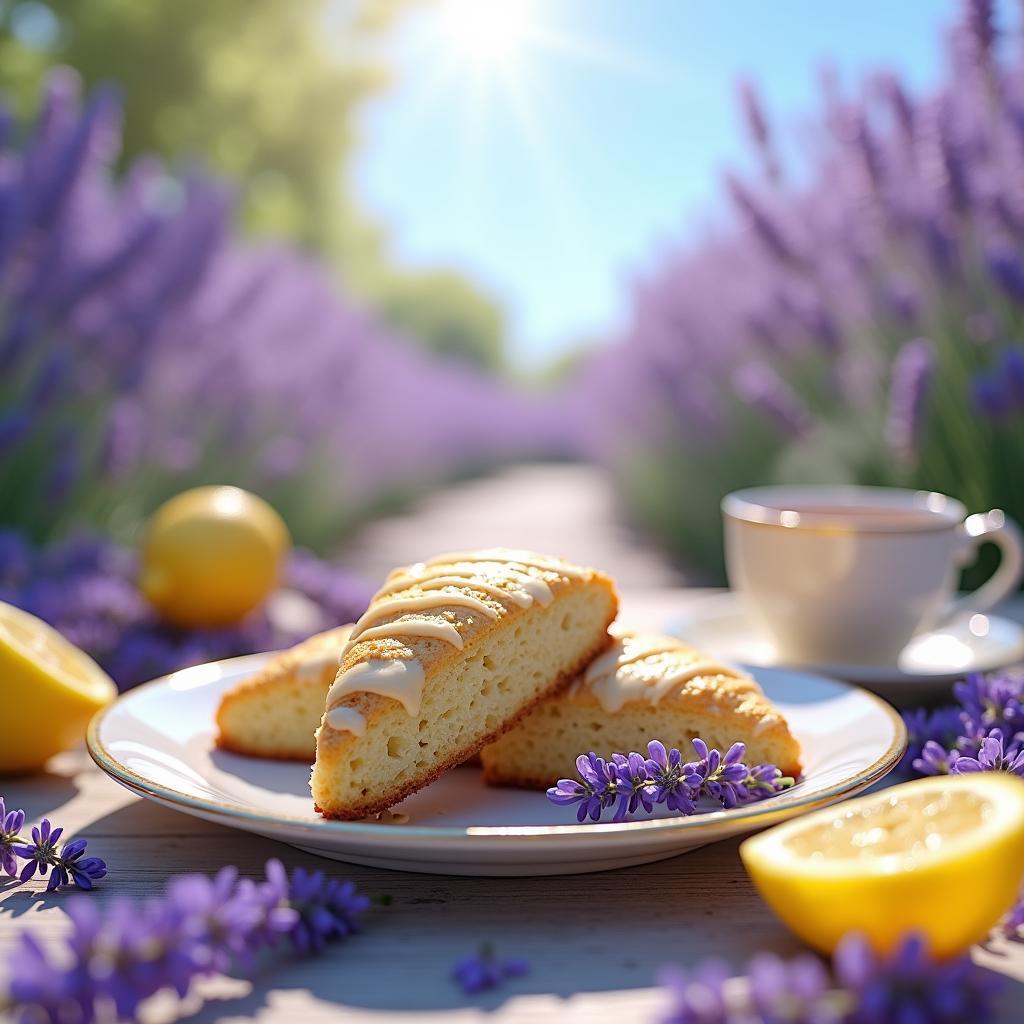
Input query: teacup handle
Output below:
<box><xmin>944</xmin><ymin>510</ymin><xmax>1024</xmax><ymax>623</ymax></box>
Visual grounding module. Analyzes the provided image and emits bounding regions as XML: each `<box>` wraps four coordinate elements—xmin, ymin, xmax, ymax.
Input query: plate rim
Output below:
<box><xmin>86</xmin><ymin>653</ymin><xmax>908</xmax><ymax>843</ymax></box>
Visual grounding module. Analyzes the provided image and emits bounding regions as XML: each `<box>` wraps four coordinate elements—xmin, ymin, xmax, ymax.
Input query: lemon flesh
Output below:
<box><xmin>740</xmin><ymin>774</ymin><xmax>1024</xmax><ymax>956</ymax></box>
<box><xmin>0</xmin><ymin>601</ymin><xmax>117</xmax><ymax>774</ymax></box>
<box><xmin>140</xmin><ymin>486</ymin><xmax>290</xmax><ymax>628</ymax></box>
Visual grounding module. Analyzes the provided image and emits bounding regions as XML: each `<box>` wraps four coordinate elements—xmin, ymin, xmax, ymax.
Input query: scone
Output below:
<box><xmin>310</xmin><ymin>549</ymin><xmax>618</xmax><ymax>819</ymax></box>
<box><xmin>481</xmin><ymin>630</ymin><xmax>801</xmax><ymax>788</ymax></box>
<box><xmin>216</xmin><ymin>625</ymin><xmax>353</xmax><ymax>760</ymax></box>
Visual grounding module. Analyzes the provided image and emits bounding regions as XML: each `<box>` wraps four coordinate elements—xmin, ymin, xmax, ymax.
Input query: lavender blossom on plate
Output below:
<box><xmin>547</xmin><ymin>739</ymin><xmax>794</xmax><ymax>824</ymax></box>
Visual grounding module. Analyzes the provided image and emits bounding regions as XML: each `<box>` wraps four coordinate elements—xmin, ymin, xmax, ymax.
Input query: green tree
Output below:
<box><xmin>0</xmin><ymin>0</ymin><xmax>511</xmax><ymax>372</ymax></box>
<box><xmin>366</xmin><ymin>268</ymin><xmax>507</xmax><ymax>372</ymax></box>
<box><xmin>0</xmin><ymin>0</ymin><xmax>401</xmax><ymax>252</ymax></box>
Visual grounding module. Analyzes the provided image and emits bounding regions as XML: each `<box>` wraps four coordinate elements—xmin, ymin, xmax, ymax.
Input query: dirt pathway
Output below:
<box><xmin>337</xmin><ymin>462</ymin><xmax>685</xmax><ymax>588</ymax></box>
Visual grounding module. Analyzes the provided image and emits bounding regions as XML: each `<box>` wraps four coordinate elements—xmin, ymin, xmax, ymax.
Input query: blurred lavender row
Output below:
<box><xmin>0</xmin><ymin>68</ymin><xmax>566</xmax><ymax>551</ymax></box>
<box><xmin>0</xmin><ymin>530</ymin><xmax>370</xmax><ymax>688</ymax></box>
<box><xmin>571</xmin><ymin>0</ymin><xmax>1024</xmax><ymax>579</ymax></box>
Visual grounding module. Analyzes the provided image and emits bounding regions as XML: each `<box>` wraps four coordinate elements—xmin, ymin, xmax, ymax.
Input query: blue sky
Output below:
<box><xmin>354</xmin><ymin>0</ymin><xmax>961</xmax><ymax>367</ymax></box>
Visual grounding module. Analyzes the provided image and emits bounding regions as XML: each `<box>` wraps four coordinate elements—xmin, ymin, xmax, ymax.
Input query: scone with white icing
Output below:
<box><xmin>310</xmin><ymin>549</ymin><xmax>618</xmax><ymax>820</ymax></box>
<box><xmin>216</xmin><ymin>625</ymin><xmax>353</xmax><ymax>760</ymax></box>
<box><xmin>480</xmin><ymin>630</ymin><xmax>801</xmax><ymax>789</ymax></box>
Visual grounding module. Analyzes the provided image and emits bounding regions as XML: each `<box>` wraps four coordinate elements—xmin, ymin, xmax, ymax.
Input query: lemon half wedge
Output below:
<box><xmin>740</xmin><ymin>774</ymin><xmax>1024</xmax><ymax>957</ymax></box>
<box><xmin>0</xmin><ymin>600</ymin><xmax>117</xmax><ymax>774</ymax></box>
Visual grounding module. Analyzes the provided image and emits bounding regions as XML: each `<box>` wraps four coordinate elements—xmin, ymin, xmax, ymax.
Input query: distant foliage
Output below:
<box><xmin>0</xmin><ymin>70</ymin><xmax>560</xmax><ymax>548</ymax></box>
<box><xmin>576</xmin><ymin>0</ymin><xmax>1024</xmax><ymax>580</ymax></box>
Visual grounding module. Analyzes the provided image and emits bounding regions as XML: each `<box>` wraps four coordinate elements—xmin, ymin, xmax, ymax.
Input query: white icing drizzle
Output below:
<box><xmin>346</xmin><ymin>619</ymin><xmax>464</xmax><ymax>651</ymax></box>
<box><xmin>582</xmin><ymin>634</ymin><xmax>740</xmax><ymax>713</ymax></box>
<box><xmin>423</xmin><ymin>549</ymin><xmax>587</xmax><ymax>581</ymax></box>
<box><xmin>583</xmin><ymin>635</ymin><xmax>682</xmax><ymax>683</ymax></box>
<box><xmin>324</xmin><ymin>706</ymin><xmax>367</xmax><ymax>736</ymax></box>
<box><xmin>355</xmin><ymin>592</ymin><xmax>498</xmax><ymax>631</ymax></box>
<box><xmin>326</xmin><ymin>658</ymin><xmax>426</xmax><ymax>717</ymax></box>
<box><xmin>375</xmin><ymin>563</ymin><xmax>555</xmax><ymax>609</ymax></box>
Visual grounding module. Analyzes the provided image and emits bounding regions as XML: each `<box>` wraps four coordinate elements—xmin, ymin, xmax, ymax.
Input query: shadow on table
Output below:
<box><xmin>0</xmin><ymin>766</ymin><xmax>79</xmax><ymax>824</ymax></box>
<box><xmin>0</xmin><ymin>882</ymin><xmax>68</xmax><ymax>920</ymax></box>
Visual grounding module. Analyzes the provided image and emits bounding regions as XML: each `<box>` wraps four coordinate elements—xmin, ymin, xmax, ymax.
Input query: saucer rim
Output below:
<box><xmin>670</xmin><ymin>591</ymin><xmax>1024</xmax><ymax>684</ymax></box>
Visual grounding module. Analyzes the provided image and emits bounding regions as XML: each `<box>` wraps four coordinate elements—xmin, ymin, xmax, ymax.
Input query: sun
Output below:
<box><xmin>440</xmin><ymin>0</ymin><xmax>534</xmax><ymax>65</ymax></box>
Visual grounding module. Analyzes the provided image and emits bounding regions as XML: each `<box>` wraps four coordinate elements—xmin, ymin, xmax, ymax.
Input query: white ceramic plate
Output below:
<box><xmin>87</xmin><ymin>654</ymin><xmax>905</xmax><ymax>877</ymax></box>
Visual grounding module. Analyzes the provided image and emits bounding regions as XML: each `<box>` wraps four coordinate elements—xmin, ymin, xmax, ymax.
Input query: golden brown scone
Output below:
<box><xmin>310</xmin><ymin>549</ymin><xmax>618</xmax><ymax>820</ymax></box>
<box><xmin>216</xmin><ymin>625</ymin><xmax>354</xmax><ymax>760</ymax></box>
<box><xmin>481</xmin><ymin>630</ymin><xmax>801</xmax><ymax>788</ymax></box>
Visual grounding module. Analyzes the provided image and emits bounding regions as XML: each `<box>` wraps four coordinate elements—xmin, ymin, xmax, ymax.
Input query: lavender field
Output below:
<box><xmin>2</xmin><ymin>0</ymin><xmax>1024</xmax><ymax>684</ymax></box>
<box><xmin>573</xmin><ymin>0</ymin><xmax>1024</xmax><ymax>578</ymax></box>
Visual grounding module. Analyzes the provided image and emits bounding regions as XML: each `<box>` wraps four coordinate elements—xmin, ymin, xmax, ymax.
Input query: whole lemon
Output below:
<box><xmin>140</xmin><ymin>486</ymin><xmax>290</xmax><ymax>627</ymax></box>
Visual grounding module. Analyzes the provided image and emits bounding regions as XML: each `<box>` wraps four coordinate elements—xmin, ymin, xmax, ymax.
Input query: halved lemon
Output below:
<box><xmin>0</xmin><ymin>601</ymin><xmax>117</xmax><ymax>774</ymax></box>
<box><xmin>740</xmin><ymin>774</ymin><xmax>1024</xmax><ymax>957</ymax></box>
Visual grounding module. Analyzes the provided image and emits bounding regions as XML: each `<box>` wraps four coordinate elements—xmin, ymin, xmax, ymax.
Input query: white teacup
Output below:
<box><xmin>722</xmin><ymin>485</ymin><xmax>1024</xmax><ymax>667</ymax></box>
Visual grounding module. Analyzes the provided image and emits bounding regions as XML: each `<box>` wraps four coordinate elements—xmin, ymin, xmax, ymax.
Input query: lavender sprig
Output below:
<box><xmin>452</xmin><ymin>943</ymin><xmax>529</xmax><ymax>995</ymax></box>
<box><xmin>547</xmin><ymin>739</ymin><xmax>794</xmax><ymax>824</ymax></box>
<box><xmin>0</xmin><ymin>805</ymin><xmax>105</xmax><ymax>892</ymax></box>
<box><xmin>1</xmin><ymin>858</ymin><xmax>368</xmax><ymax>1023</ymax></box>
<box><xmin>953</xmin><ymin>731</ymin><xmax>1024</xmax><ymax>776</ymax></box>
<box><xmin>658</xmin><ymin>933</ymin><xmax>1001</xmax><ymax>1024</ymax></box>
<box><xmin>0</xmin><ymin>798</ymin><xmax>25</xmax><ymax>877</ymax></box>
<box><xmin>899</xmin><ymin>671</ymin><xmax>1024</xmax><ymax>780</ymax></box>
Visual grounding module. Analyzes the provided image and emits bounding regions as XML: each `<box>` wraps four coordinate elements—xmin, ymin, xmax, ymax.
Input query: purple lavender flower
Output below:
<box><xmin>265</xmin><ymin>859</ymin><xmax>369</xmax><ymax>955</ymax></box>
<box><xmin>971</xmin><ymin>374</ymin><xmax>1011</xmax><ymax>419</ymax></box>
<box><xmin>47</xmin><ymin>839</ymin><xmax>107</xmax><ymax>891</ymax></box>
<box><xmin>13</xmin><ymin>818</ymin><xmax>106</xmax><ymax>891</ymax></box>
<box><xmin>13</xmin><ymin>818</ymin><xmax>63</xmax><ymax>884</ymax></box>
<box><xmin>900</xmin><ymin>706</ymin><xmax>964</xmax><ymax>770</ymax></box>
<box><xmin>834</xmin><ymin>932</ymin><xmax>1001</xmax><ymax>1023</ymax></box>
<box><xmin>452</xmin><ymin>943</ymin><xmax>529</xmax><ymax>995</ymax></box>
<box><xmin>610</xmin><ymin>750</ymin><xmax>656</xmax><ymax>822</ymax></box>
<box><xmin>725</xmin><ymin>173</ymin><xmax>802</xmax><ymax>266</ymax></box>
<box><xmin>737</xmin><ymin>78</ymin><xmax>780</xmax><ymax>182</ymax></box>
<box><xmin>885</xmin><ymin>338</ymin><xmax>935</xmax><ymax>466</ymax></box>
<box><xmin>685</xmin><ymin>738</ymin><xmax>751</xmax><ymax>809</ymax></box>
<box><xmin>747</xmin><ymin>951</ymin><xmax>836</xmax><ymax>1022</ymax></box>
<box><xmin>954</xmin><ymin>672</ymin><xmax>1024</xmax><ymax>746</ymax></box>
<box><xmin>953</xmin><ymin>730</ymin><xmax>1024</xmax><ymax>776</ymax></box>
<box><xmin>547</xmin><ymin>752</ymin><xmax>620</xmax><ymax>822</ymax></box>
<box><xmin>657</xmin><ymin>961</ymin><xmax>730</xmax><ymax>1024</ymax></box>
<box><xmin>548</xmin><ymin>739</ymin><xmax>792</xmax><ymax>823</ymax></box>
<box><xmin>3</xmin><ymin>858</ymin><xmax>368</xmax><ymax>1023</ymax></box>
<box><xmin>1003</xmin><ymin>346</ymin><xmax>1024</xmax><ymax>403</ymax></box>
<box><xmin>986</xmin><ymin>244</ymin><xmax>1024</xmax><ymax>303</ymax></box>
<box><xmin>734</xmin><ymin>363</ymin><xmax>813</xmax><ymax>437</ymax></box>
<box><xmin>660</xmin><ymin>952</ymin><xmax>838</xmax><ymax>1022</ymax></box>
<box><xmin>644</xmin><ymin>740</ymin><xmax>696</xmax><ymax>815</ymax></box>
<box><xmin>964</xmin><ymin>0</ymin><xmax>996</xmax><ymax>67</ymax></box>
<box><xmin>913</xmin><ymin>739</ymin><xmax>959</xmax><ymax>776</ymax></box>
<box><xmin>0</xmin><ymin>798</ymin><xmax>26</xmax><ymax>877</ymax></box>
<box><xmin>3</xmin><ymin>933</ymin><xmax>79</xmax><ymax>1024</ymax></box>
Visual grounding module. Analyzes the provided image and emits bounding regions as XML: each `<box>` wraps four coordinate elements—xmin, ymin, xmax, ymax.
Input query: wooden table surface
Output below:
<box><xmin>3</xmin><ymin>589</ymin><xmax>1024</xmax><ymax>1022</ymax></box>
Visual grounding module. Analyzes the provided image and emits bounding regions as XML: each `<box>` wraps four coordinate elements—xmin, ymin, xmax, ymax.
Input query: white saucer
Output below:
<box><xmin>670</xmin><ymin>592</ymin><xmax>1024</xmax><ymax>704</ymax></box>
<box><xmin>87</xmin><ymin>654</ymin><xmax>904</xmax><ymax>877</ymax></box>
